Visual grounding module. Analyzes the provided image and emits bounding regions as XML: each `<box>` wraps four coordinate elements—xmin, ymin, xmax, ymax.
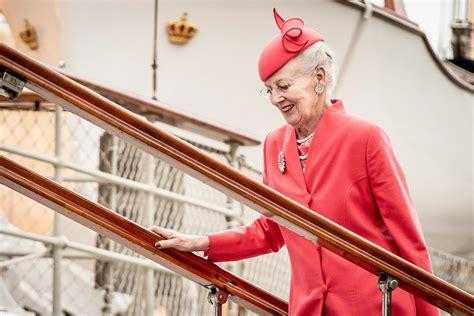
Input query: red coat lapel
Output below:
<box><xmin>263</xmin><ymin>125</ymin><xmax>310</xmax><ymax>207</ymax></box>
<box><xmin>303</xmin><ymin>100</ymin><xmax>345</xmax><ymax>192</ymax></box>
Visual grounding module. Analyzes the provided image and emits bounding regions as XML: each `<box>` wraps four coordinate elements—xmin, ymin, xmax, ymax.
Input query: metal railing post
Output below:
<box><xmin>377</xmin><ymin>273</ymin><xmax>399</xmax><ymax>316</ymax></box>
<box><xmin>144</xmin><ymin>117</ymin><xmax>156</xmax><ymax>316</ymax></box>
<box><xmin>52</xmin><ymin>105</ymin><xmax>63</xmax><ymax>316</ymax></box>
<box><xmin>207</xmin><ymin>285</ymin><xmax>229</xmax><ymax>316</ymax></box>
<box><xmin>225</xmin><ymin>141</ymin><xmax>243</xmax><ymax>316</ymax></box>
<box><xmin>102</xmin><ymin>135</ymin><xmax>119</xmax><ymax>316</ymax></box>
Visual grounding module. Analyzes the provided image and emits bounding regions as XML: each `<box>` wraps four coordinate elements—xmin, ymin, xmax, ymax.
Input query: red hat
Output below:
<box><xmin>258</xmin><ymin>8</ymin><xmax>325</xmax><ymax>81</ymax></box>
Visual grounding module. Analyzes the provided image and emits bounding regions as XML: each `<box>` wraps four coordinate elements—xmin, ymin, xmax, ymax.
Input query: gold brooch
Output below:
<box><xmin>278</xmin><ymin>151</ymin><xmax>286</xmax><ymax>174</ymax></box>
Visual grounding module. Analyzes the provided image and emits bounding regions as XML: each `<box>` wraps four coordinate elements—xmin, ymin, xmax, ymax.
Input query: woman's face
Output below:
<box><xmin>263</xmin><ymin>59</ymin><xmax>322</xmax><ymax>131</ymax></box>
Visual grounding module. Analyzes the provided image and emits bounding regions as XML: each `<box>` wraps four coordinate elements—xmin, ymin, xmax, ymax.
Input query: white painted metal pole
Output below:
<box><xmin>0</xmin><ymin>144</ymin><xmax>240</xmax><ymax>220</ymax></box>
<box><xmin>145</xmin><ymin>265</ymin><xmax>155</xmax><ymax>316</ymax></box>
<box><xmin>225</xmin><ymin>142</ymin><xmax>242</xmax><ymax>316</ymax></box>
<box><xmin>103</xmin><ymin>135</ymin><xmax>119</xmax><ymax>316</ymax></box>
<box><xmin>144</xmin><ymin>122</ymin><xmax>156</xmax><ymax>316</ymax></box>
<box><xmin>0</xmin><ymin>248</ymin><xmax>50</xmax><ymax>268</ymax></box>
<box><xmin>0</xmin><ymin>228</ymin><xmax>172</xmax><ymax>273</ymax></box>
<box><xmin>52</xmin><ymin>105</ymin><xmax>63</xmax><ymax>316</ymax></box>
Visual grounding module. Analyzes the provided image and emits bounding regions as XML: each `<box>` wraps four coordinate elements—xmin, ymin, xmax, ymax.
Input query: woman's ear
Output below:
<box><xmin>314</xmin><ymin>65</ymin><xmax>326</xmax><ymax>83</ymax></box>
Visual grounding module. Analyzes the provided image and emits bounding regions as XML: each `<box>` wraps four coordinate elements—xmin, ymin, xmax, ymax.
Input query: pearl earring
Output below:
<box><xmin>315</xmin><ymin>83</ymin><xmax>325</xmax><ymax>94</ymax></box>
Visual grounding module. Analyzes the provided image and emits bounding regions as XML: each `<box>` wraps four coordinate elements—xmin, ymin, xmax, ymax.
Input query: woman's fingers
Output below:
<box><xmin>155</xmin><ymin>238</ymin><xmax>179</xmax><ymax>250</ymax></box>
<box><xmin>149</xmin><ymin>226</ymin><xmax>186</xmax><ymax>250</ymax></box>
<box><xmin>149</xmin><ymin>226</ymin><xmax>209</xmax><ymax>252</ymax></box>
<box><xmin>155</xmin><ymin>236</ymin><xmax>190</xmax><ymax>251</ymax></box>
<box><xmin>149</xmin><ymin>225</ymin><xmax>174</xmax><ymax>238</ymax></box>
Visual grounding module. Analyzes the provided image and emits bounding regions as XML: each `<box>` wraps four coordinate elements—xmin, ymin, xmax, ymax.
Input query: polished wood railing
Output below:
<box><xmin>0</xmin><ymin>80</ymin><xmax>259</xmax><ymax>147</ymax></box>
<box><xmin>64</xmin><ymin>73</ymin><xmax>260</xmax><ymax>147</ymax></box>
<box><xmin>1</xmin><ymin>43</ymin><xmax>472</xmax><ymax>315</ymax></box>
<box><xmin>0</xmin><ymin>155</ymin><xmax>288</xmax><ymax>315</ymax></box>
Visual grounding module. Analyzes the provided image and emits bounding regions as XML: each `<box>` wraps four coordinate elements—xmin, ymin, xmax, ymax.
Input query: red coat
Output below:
<box><xmin>206</xmin><ymin>100</ymin><xmax>438</xmax><ymax>316</ymax></box>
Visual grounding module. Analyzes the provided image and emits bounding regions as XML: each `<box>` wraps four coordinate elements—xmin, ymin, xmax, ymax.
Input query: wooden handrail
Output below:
<box><xmin>0</xmin><ymin>44</ymin><xmax>472</xmax><ymax>315</ymax></box>
<box><xmin>0</xmin><ymin>156</ymin><xmax>288</xmax><ymax>315</ymax></box>
<box><xmin>0</xmin><ymin>80</ymin><xmax>260</xmax><ymax>147</ymax></box>
<box><xmin>64</xmin><ymin>73</ymin><xmax>260</xmax><ymax>147</ymax></box>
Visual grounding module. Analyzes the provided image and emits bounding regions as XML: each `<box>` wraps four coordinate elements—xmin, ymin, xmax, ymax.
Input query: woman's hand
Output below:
<box><xmin>148</xmin><ymin>226</ymin><xmax>210</xmax><ymax>252</ymax></box>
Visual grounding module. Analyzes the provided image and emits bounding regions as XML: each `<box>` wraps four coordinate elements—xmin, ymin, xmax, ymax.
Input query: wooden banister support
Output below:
<box><xmin>0</xmin><ymin>156</ymin><xmax>288</xmax><ymax>315</ymax></box>
<box><xmin>0</xmin><ymin>43</ymin><xmax>472</xmax><ymax>315</ymax></box>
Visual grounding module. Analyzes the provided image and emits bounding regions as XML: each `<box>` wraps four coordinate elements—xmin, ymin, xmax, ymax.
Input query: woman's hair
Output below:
<box><xmin>294</xmin><ymin>41</ymin><xmax>338</xmax><ymax>97</ymax></box>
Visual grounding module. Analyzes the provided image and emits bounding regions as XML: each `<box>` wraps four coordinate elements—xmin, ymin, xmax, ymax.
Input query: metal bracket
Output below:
<box><xmin>363</xmin><ymin>0</ymin><xmax>373</xmax><ymax>19</ymax></box>
<box><xmin>0</xmin><ymin>70</ymin><xmax>26</xmax><ymax>100</ymax></box>
<box><xmin>377</xmin><ymin>273</ymin><xmax>399</xmax><ymax>316</ymax></box>
<box><xmin>206</xmin><ymin>285</ymin><xmax>229</xmax><ymax>316</ymax></box>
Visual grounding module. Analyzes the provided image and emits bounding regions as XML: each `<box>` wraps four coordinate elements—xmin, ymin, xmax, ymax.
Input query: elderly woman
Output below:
<box><xmin>150</xmin><ymin>9</ymin><xmax>438</xmax><ymax>316</ymax></box>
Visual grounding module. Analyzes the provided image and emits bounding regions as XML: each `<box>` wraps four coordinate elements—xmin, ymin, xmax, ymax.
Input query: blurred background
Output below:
<box><xmin>0</xmin><ymin>0</ymin><xmax>472</xmax><ymax>315</ymax></box>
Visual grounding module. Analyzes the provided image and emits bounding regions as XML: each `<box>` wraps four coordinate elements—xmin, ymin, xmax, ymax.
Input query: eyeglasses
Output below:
<box><xmin>259</xmin><ymin>73</ymin><xmax>309</xmax><ymax>99</ymax></box>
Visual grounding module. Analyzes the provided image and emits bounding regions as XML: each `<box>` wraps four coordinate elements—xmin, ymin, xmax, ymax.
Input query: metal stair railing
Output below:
<box><xmin>0</xmin><ymin>43</ymin><xmax>472</xmax><ymax>315</ymax></box>
<box><xmin>0</xmin><ymin>155</ymin><xmax>288</xmax><ymax>315</ymax></box>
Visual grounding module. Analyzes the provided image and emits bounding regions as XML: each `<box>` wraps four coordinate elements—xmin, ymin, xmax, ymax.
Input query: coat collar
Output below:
<box><xmin>280</xmin><ymin>99</ymin><xmax>345</xmax><ymax>193</ymax></box>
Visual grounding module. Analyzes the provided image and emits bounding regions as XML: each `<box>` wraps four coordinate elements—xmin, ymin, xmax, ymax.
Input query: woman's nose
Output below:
<box><xmin>271</xmin><ymin>91</ymin><xmax>284</xmax><ymax>105</ymax></box>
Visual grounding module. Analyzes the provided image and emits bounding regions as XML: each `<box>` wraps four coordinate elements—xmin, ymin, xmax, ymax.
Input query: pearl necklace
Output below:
<box><xmin>296</xmin><ymin>132</ymin><xmax>315</xmax><ymax>145</ymax></box>
<box><xmin>297</xmin><ymin>132</ymin><xmax>313</xmax><ymax>161</ymax></box>
<box><xmin>299</xmin><ymin>153</ymin><xmax>309</xmax><ymax>160</ymax></box>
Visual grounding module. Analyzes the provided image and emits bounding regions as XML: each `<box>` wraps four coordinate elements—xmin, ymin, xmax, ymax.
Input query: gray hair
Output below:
<box><xmin>293</xmin><ymin>41</ymin><xmax>338</xmax><ymax>97</ymax></box>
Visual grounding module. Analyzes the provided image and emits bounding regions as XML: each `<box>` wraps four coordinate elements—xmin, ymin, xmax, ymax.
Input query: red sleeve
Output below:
<box><xmin>367</xmin><ymin>126</ymin><xmax>439</xmax><ymax>316</ymax></box>
<box><xmin>205</xmin><ymin>215</ymin><xmax>285</xmax><ymax>262</ymax></box>
<box><xmin>205</xmin><ymin>135</ymin><xmax>285</xmax><ymax>262</ymax></box>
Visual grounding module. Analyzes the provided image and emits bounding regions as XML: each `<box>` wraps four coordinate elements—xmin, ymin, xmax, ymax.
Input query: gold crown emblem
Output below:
<box><xmin>19</xmin><ymin>19</ymin><xmax>39</xmax><ymax>50</ymax></box>
<box><xmin>166</xmin><ymin>13</ymin><xmax>198</xmax><ymax>45</ymax></box>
